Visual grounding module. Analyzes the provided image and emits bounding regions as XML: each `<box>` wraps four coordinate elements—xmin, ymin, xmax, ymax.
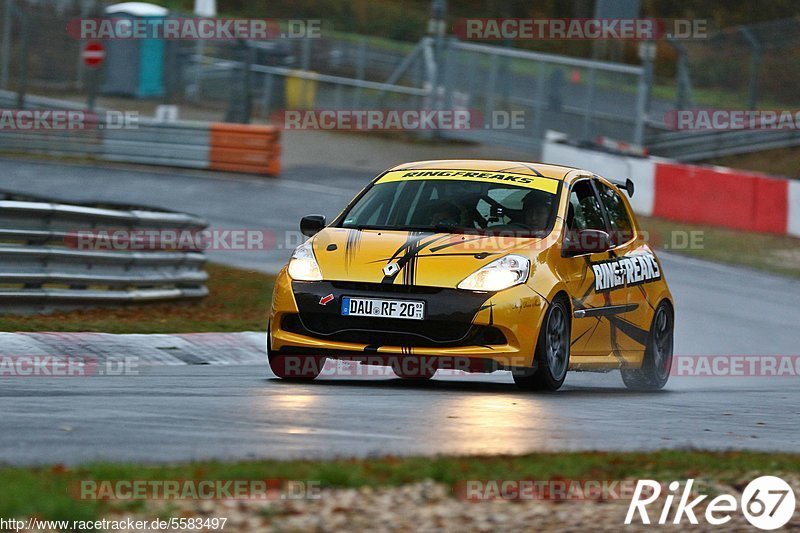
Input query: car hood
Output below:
<box><xmin>310</xmin><ymin>228</ymin><xmax>541</xmax><ymax>288</ymax></box>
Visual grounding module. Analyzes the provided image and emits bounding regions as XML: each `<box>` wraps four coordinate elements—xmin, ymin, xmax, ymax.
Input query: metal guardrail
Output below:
<box><xmin>0</xmin><ymin>90</ymin><xmax>280</xmax><ymax>174</ymax></box>
<box><xmin>0</xmin><ymin>91</ymin><xmax>210</xmax><ymax>169</ymax></box>
<box><xmin>646</xmin><ymin>128</ymin><xmax>800</xmax><ymax>161</ymax></box>
<box><xmin>102</xmin><ymin>119</ymin><xmax>210</xmax><ymax>169</ymax></box>
<box><xmin>0</xmin><ymin>189</ymin><xmax>209</xmax><ymax>313</ymax></box>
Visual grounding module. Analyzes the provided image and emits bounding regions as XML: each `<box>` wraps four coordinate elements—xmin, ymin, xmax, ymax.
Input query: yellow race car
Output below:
<box><xmin>268</xmin><ymin>160</ymin><xmax>674</xmax><ymax>391</ymax></box>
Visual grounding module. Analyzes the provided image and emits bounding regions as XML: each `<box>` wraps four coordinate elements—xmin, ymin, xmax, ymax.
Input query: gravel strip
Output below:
<box><xmin>31</xmin><ymin>476</ymin><xmax>795</xmax><ymax>532</ymax></box>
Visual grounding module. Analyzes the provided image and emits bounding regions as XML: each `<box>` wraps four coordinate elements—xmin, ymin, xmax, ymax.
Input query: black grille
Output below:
<box><xmin>289</xmin><ymin>280</ymin><xmax>495</xmax><ymax>347</ymax></box>
<box><xmin>282</xmin><ymin>313</ymin><xmax>506</xmax><ymax>348</ymax></box>
<box><xmin>331</xmin><ymin>281</ymin><xmax>443</xmax><ymax>294</ymax></box>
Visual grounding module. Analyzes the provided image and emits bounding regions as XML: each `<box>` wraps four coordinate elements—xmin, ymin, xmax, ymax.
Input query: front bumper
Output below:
<box><xmin>269</xmin><ymin>270</ymin><xmax>547</xmax><ymax>369</ymax></box>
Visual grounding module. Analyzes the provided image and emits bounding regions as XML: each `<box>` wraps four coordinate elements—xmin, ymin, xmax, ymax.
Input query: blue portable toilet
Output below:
<box><xmin>101</xmin><ymin>2</ymin><xmax>168</xmax><ymax>98</ymax></box>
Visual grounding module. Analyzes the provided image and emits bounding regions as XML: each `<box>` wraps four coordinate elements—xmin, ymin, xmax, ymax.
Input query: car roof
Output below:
<box><xmin>387</xmin><ymin>159</ymin><xmax>580</xmax><ymax>181</ymax></box>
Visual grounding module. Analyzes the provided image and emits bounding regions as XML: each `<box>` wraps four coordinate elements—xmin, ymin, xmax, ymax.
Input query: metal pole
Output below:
<box><xmin>531</xmin><ymin>61</ymin><xmax>546</xmax><ymax>146</ymax></box>
<box><xmin>633</xmin><ymin>40</ymin><xmax>655</xmax><ymax>147</ymax></box>
<box><xmin>581</xmin><ymin>68</ymin><xmax>596</xmax><ymax>142</ymax></box>
<box><xmin>1</xmin><ymin>0</ymin><xmax>12</xmax><ymax>90</ymax></box>
<box><xmin>76</xmin><ymin>0</ymin><xmax>91</xmax><ymax>90</ymax></box>
<box><xmin>87</xmin><ymin>69</ymin><xmax>98</xmax><ymax>111</ymax></box>
<box><xmin>15</xmin><ymin>4</ymin><xmax>27</xmax><ymax>109</ymax></box>
<box><xmin>428</xmin><ymin>0</ymin><xmax>446</xmax><ymax>139</ymax></box>
<box><xmin>189</xmin><ymin>40</ymin><xmax>204</xmax><ymax>102</ymax></box>
<box><xmin>301</xmin><ymin>36</ymin><xmax>311</xmax><ymax>70</ymax></box>
<box><xmin>260</xmin><ymin>72</ymin><xmax>274</xmax><ymax>117</ymax></box>
<box><xmin>353</xmin><ymin>37</ymin><xmax>366</xmax><ymax>108</ymax></box>
<box><xmin>740</xmin><ymin>27</ymin><xmax>762</xmax><ymax>110</ymax></box>
<box><xmin>442</xmin><ymin>39</ymin><xmax>455</xmax><ymax>111</ymax></box>
<box><xmin>242</xmin><ymin>41</ymin><xmax>253</xmax><ymax>123</ymax></box>
<box><xmin>484</xmin><ymin>56</ymin><xmax>498</xmax><ymax>126</ymax></box>
<box><xmin>633</xmin><ymin>71</ymin><xmax>648</xmax><ymax>146</ymax></box>
<box><xmin>666</xmin><ymin>38</ymin><xmax>692</xmax><ymax>110</ymax></box>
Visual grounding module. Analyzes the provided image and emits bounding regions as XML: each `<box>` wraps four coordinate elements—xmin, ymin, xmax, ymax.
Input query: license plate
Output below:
<box><xmin>341</xmin><ymin>296</ymin><xmax>425</xmax><ymax>320</ymax></box>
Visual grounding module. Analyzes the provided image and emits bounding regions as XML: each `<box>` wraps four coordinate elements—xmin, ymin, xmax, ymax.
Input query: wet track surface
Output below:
<box><xmin>1</xmin><ymin>158</ymin><xmax>800</xmax><ymax>465</ymax></box>
<box><xmin>2</xmin><ymin>366</ymin><xmax>797</xmax><ymax>465</ymax></box>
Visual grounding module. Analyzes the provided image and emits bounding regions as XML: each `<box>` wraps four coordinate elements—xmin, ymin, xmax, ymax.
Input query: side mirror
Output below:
<box><xmin>563</xmin><ymin>229</ymin><xmax>612</xmax><ymax>256</ymax></box>
<box><xmin>300</xmin><ymin>214</ymin><xmax>326</xmax><ymax>237</ymax></box>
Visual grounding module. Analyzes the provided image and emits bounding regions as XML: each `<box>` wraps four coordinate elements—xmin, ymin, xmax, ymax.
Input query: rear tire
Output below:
<box><xmin>513</xmin><ymin>296</ymin><xmax>571</xmax><ymax>391</ymax></box>
<box><xmin>267</xmin><ymin>329</ymin><xmax>325</xmax><ymax>381</ymax></box>
<box><xmin>621</xmin><ymin>301</ymin><xmax>673</xmax><ymax>391</ymax></box>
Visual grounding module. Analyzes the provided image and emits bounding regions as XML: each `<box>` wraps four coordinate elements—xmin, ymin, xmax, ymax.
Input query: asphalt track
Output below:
<box><xmin>1</xmin><ymin>158</ymin><xmax>799</xmax><ymax>465</ymax></box>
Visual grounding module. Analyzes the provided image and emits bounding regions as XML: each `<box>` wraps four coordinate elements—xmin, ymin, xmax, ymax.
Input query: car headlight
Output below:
<box><xmin>457</xmin><ymin>254</ymin><xmax>530</xmax><ymax>292</ymax></box>
<box><xmin>287</xmin><ymin>240</ymin><xmax>323</xmax><ymax>281</ymax></box>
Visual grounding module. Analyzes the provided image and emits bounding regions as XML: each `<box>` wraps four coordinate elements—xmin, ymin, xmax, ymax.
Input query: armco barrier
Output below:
<box><xmin>0</xmin><ymin>118</ymin><xmax>280</xmax><ymax>177</ymax></box>
<box><xmin>102</xmin><ymin>120</ymin><xmax>211</xmax><ymax>169</ymax></box>
<box><xmin>0</xmin><ymin>92</ymin><xmax>280</xmax><ymax>176</ymax></box>
<box><xmin>543</xmin><ymin>137</ymin><xmax>800</xmax><ymax>238</ymax></box>
<box><xmin>0</xmin><ymin>190</ymin><xmax>209</xmax><ymax>314</ymax></box>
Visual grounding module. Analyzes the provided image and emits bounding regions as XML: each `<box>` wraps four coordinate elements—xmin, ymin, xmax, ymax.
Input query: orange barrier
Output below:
<box><xmin>209</xmin><ymin>123</ymin><xmax>281</xmax><ymax>176</ymax></box>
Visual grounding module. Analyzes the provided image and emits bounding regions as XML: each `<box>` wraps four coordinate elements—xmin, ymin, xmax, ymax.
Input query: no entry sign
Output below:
<box><xmin>82</xmin><ymin>41</ymin><xmax>106</xmax><ymax>68</ymax></box>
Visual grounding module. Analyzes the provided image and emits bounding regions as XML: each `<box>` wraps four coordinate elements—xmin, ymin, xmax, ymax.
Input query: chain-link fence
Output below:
<box><xmin>654</xmin><ymin>17</ymin><xmax>800</xmax><ymax>113</ymax></box>
<box><xmin>180</xmin><ymin>37</ymin><xmax>430</xmax><ymax>124</ymax></box>
<box><xmin>438</xmin><ymin>40</ymin><xmax>645</xmax><ymax>149</ymax></box>
<box><xmin>7</xmin><ymin>1</ymin><xmax>798</xmax><ymax>157</ymax></box>
<box><xmin>0</xmin><ymin>1</ymin><xmax>648</xmax><ymax>152</ymax></box>
<box><xmin>0</xmin><ymin>0</ymin><xmax>102</xmax><ymax>92</ymax></box>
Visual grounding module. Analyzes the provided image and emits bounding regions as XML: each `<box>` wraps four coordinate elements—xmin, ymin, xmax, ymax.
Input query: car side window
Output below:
<box><xmin>567</xmin><ymin>180</ymin><xmax>606</xmax><ymax>232</ymax></box>
<box><xmin>596</xmin><ymin>182</ymin><xmax>634</xmax><ymax>245</ymax></box>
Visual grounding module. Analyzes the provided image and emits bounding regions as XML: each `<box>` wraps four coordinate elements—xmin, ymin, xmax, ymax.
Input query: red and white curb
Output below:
<box><xmin>543</xmin><ymin>137</ymin><xmax>800</xmax><ymax>237</ymax></box>
<box><xmin>0</xmin><ymin>332</ymin><xmax>483</xmax><ymax>379</ymax></box>
<box><xmin>0</xmin><ymin>332</ymin><xmax>266</xmax><ymax>365</ymax></box>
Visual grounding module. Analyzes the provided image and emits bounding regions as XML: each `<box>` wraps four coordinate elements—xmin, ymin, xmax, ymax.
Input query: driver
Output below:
<box><xmin>428</xmin><ymin>200</ymin><xmax>462</xmax><ymax>226</ymax></box>
<box><xmin>521</xmin><ymin>190</ymin><xmax>553</xmax><ymax>230</ymax></box>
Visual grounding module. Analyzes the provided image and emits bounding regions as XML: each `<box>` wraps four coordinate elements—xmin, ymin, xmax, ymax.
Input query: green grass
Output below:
<box><xmin>1</xmin><ymin>450</ymin><xmax>797</xmax><ymax>523</ymax></box>
<box><xmin>703</xmin><ymin>146</ymin><xmax>800</xmax><ymax>179</ymax></box>
<box><xmin>639</xmin><ymin>215</ymin><xmax>800</xmax><ymax>278</ymax></box>
<box><xmin>327</xmin><ymin>29</ymin><xmax>416</xmax><ymax>54</ymax></box>
<box><xmin>0</xmin><ymin>264</ymin><xmax>275</xmax><ymax>334</ymax></box>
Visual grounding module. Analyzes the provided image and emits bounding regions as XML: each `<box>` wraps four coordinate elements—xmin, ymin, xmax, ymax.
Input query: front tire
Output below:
<box><xmin>621</xmin><ymin>301</ymin><xmax>673</xmax><ymax>391</ymax></box>
<box><xmin>513</xmin><ymin>296</ymin><xmax>571</xmax><ymax>391</ymax></box>
<box><xmin>267</xmin><ymin>329</ymin><xmax>325</xmax><ymax>381</ymax></box>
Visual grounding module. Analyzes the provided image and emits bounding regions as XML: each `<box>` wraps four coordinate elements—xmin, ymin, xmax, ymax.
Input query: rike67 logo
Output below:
<box><xmin>625</xmin><ymin>476</ymin><xmax>796</xmax><ymax>530</ymax></box>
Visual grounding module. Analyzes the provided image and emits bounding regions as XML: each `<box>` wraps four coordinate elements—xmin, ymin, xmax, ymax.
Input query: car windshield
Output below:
<box><xmin>339</xmin><ymin>177</ymin><xmax>559</xmax><ymax>237</ymax></box>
